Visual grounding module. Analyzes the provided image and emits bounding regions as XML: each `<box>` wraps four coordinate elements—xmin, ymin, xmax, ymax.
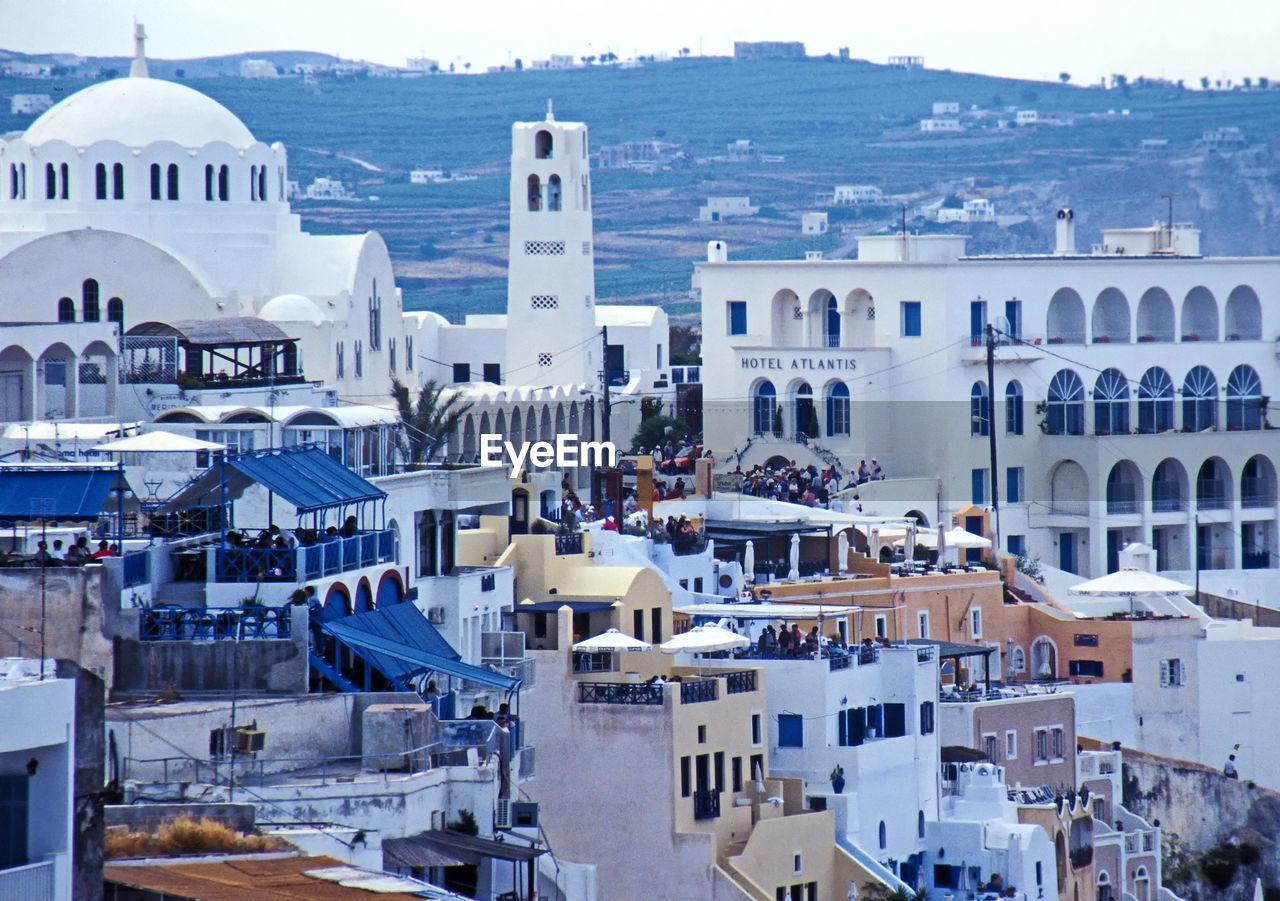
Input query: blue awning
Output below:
<box><xmin>323</xmin><ymin>603</ymin><xmax>520</xmax><ymax>692</ymax></box>
<box><xmin>160</xmin><ymin>447</ymin><xmax>385</xmax><ymax>515</ymax></box>
<box><xmin>0</xmin><ymin>467</ymin><xmax>120</xmax><ymax>520</ymax></box>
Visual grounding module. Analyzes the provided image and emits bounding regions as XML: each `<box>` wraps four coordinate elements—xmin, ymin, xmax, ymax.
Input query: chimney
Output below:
<box><xmin>1055</xmin><ymin>208</ymin><xmax>1076</xmax><ymax>255</ymax></box>
<box><xmin>707</xmin><ymin>240</ymin><xmax>728</xmax><ymax>263</ymax></box>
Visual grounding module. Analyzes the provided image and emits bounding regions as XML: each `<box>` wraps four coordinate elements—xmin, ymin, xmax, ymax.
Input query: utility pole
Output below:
<box><xmin>600</xmin><ymin>325</ymin><xmax>611</xmax><ymax>444</ymax></box>
<box><xmin>986</xmin><ymin>323</ymin><xmax>1001</xmax><ymax>555</ymax></box>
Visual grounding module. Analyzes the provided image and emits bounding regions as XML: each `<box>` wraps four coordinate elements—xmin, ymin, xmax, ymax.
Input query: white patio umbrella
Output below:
<box><xmin>788</xmin><ymin>532</ymin><xmax>800</xmax><ymax>581</ymax></box>
<box><xmin>943</xmin><ymin>527</ymin><xmax>992</xmax><ymax>549</ymax></box>
<box><xmin>744</xmin><ymin>540</ymin><xmax>756</xmax><ymax>584</ymax></box>
<box><xmin>1069</xmin><ymin>567</ymin><xmax>1194</xmax><ymax>615</ymax></box>
<box><xmin>92</xmin><ymin>431</ymin><xmax>226</xmax><ymax>453</ymax></box>
<box><xmin>572</xmin><ymin>628</ymin><xmax>652</xmax><ymax>652</ymax></box>
<box><xmin>660</xmin><ymin>624</ymin><xmax>750</xmax><ymax>654</ymax></box>
<box><xmin>837</xmin><ymin>531</ymin><xmax>849</xmax><ymax>574</ymax></box>
<box><xmin>956</xmin><ymin>861</ymin><xmax>968</xmax><ymax>894</ymax></box>
<box><xmin>753</xmin><ymin>758</ymin><xmax>766</xmax><ymax>793</ymax></box>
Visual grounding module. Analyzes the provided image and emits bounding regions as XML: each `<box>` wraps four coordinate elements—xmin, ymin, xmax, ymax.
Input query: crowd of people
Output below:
<box><xmin>223</xmin><ymin>516</ymin><xmax>362</xmax><ymax>551</ymax></box>
<box><xmin>11</xmin><ymin>535</ymin><xmax>119</xmax><ymax>566</ymax></box>
<box><xmin>729</xmin><ymin>456</ymin><xmax>888</xmax><ymax>510</ymax></box>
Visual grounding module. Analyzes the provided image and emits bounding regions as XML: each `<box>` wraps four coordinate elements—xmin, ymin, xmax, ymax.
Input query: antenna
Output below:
<box><xmin>1159</xmin><ymin>192</ymin><xmax>1184</xmax><ymax>248</ymax></box>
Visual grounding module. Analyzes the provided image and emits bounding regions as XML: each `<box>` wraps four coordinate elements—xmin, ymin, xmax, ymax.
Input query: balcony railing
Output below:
<box><xmin>217</xmin><ymin>547</ymin><xmax>296</xmax><ymax>582</ymax></box>
<box><xmin>680</xmin><ymin>679</ymin><xmax>718</xmax><ymax>704</ymax></box>
<box><xmin>829</xmin><ymin>654</ymin><xmax>852</xmax><ymax>671</ymax></box>
<box><xmin>578</xmin><ymin>681</ymin><xmax>664</xmax><ymax>705</ymax></box>
<box><xmin>1151</xmin><ymin>486</ymin><xmax>1187</xmax><ymax>513</ymax></box>
<box><xmin>1106</xmin><ymin>491</ymin><xmax>1139</xmax><ymax>515</ymax></box>
<box><xmin>693</xmin><ymin>789</ymin><xmax>721</xmax><ymax>820</ymax></box>
<box><xmin>1070</xmin><ymin>845</ymin><xmax>1094</xmax><ymax>868</ymax></box>
<box><xmin>554</xmin><ymin>532</ymin><xmax>584</xmax><ymax>555</ymax></box>
<box><xmin>301</xmin><ymin>530</ymin><xmax>395</xmax><ymax>579</ymax></box>
<box><xmin>1196</xmin><ymin>480</ymin><xmax>1229</xmax><ymax>509</ymax></box>
<box><xmin>140</xmin><ymin>606</ymin><xmax>292</xmax><ymax>641</ymax></box>
<box><xmin>721</xmin><ymin>670</ymin><xmax>757</xmax><ymax>694</ymax></box>
<box><xmin>1241</xmin><ymin>478</ymin><xmax>1275</xmax><ymax>508</ymax></box>
<box><xmin>0</xmin><ymin>860</ymin><xmax>54</xmax><ymax>901</ymax></box>
<box><xmin>122</xmin><ymin>550</ymin><xmax>150</xmax><ymax>588</ymax></box>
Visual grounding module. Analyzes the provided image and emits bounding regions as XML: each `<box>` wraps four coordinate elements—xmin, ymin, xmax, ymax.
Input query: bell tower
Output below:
<box><xmin>504</xmin><ymin>102</ymin><xmax>597</xmax><ymax>388</ymax></box>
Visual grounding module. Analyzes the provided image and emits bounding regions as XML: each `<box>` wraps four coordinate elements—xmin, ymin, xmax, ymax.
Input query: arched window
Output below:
<box><xmin>1047</xmin><ymin>370</ymin><xmax>1085</xmax><ymax>435</ymax></box>
<box><xmin>547</xmin><ymin>174</ymin><xmax>562</xmax><ymax>211</ymax></box>
<box><xmin>204</xmin><ymin>164</ymin><xmax>214</xmax><ymax>201</ymax></box>
<box><xmin>107</xmin><ymin>298</ymin><xmax>124</xmax><ymax>324</ymax></box>
<box><xmin>57</xmin><ymin>297</ymin><xmax>75</xmax><ymax>322</ymax></box>
<box><xmin>59</xmin><ymin>163</ymin><xmax>68</xmax><ymax>199</ymax></box>
<box><xmin>45</xmin><ymin>163</ymin><xmax>56</xmax><ymax>199</ymax></box>
<box><xmin>167</xmin><ymin>163</ymin><xmax>179</xmax><ymax>200</ymax></box>
<box><xmin>753</xmin><ymin>380</ymin><xmax>777</xmax><ymax>434</ymax></box>
<box><xmin>82</xmin><ymin>279</ymin><xmax>100</xmax><ymax>322</ymax></box>
<box><xmin>1182</xmin><ymin>366</ymin><xmax>1218</xmax><ymax>432</ymax></box>
<box><xmin>112</xmin><ymin>162</ymin><xmax>124</xmax><ymax>199</ymax></box>
<box><xmin>95</xmin><ymin>163</ymin><xmax>108</xmax><ymax>199</ymax></box>
<box><xmin>354</xmin><ymin>339</ymin><xmax>363</xmax><ymax>378</ymax></box>
<box><xmin>794</xmin><ymin>382</ymin><xmax>816</xmax><ymax>438</ymax></box>
<box><xmin>535</xmin><ymin>129</ymin><xmax>553</xmax><ymax>159</ymax></box>
<box><xmin>1226</xmin><ymin>364</ymin><xmax>1262</xmax><ymax>430</ymax></box>
<box><xmin>150</xmin><ymin>163</ymin><xmax>162</xmax><ymax>200</ymax></box>
<box><xmin>824</xmin><ymin>297</ymin><xmax>841</xmax><ymax>347</ymax></box>
<box><xmin>971</xmin><ymin>381</ymin><xmax>990</xmax><ymax>436</ymax></box>
<box><xmin>1005</xmin><ymin>381</ymin><xmax>1024</xmax><ymax>435</ymax></box>
<box><xmin>257</xmin><ymin>166</ymin><xmax>266</xmax><ymax>202</ymax></box>
<box><xmin>878</xmin><ymin>820</ymin><xmax>887</xmax><ymax>850</ymax></box>
<box><xmin>368</xmin><ymin>278</ymin><xmax>381</xmax><ymax>350</ymax></box>
<box><xmin>217</xmin><ymin>165</ymin><xmax>229</xmax><ymax>201</ymax></box>
<box><xmin>1093</xmin><ymin>368</ymin><xmax>1130</xmax><ymax>435</ymax></box>
<box><xmin>527</xmin><ymin>174</ymin><xmax>541</xmax><ymax>211</ymax></box>
<box><xmin>1138</xmin><ymin>368</ymin><xmax>1174</xmax><ymax>434</ymax></box>
<box><xmin>826</xmin><ymin>382</ymin><xmax>850</xmax><ymax>436</ymax></box>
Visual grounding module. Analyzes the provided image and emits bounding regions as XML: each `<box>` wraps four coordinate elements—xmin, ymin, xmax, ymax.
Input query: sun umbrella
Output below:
<box><xmin>93</xmin><ymin>431</ymin><xmax>226</xmax><ymax>453</ymax></box>
<box><xmin>1069</xmin><ymin>567</ymin><xmax>1194</xmax><ymax>615</ymax></box>
<box><xmin>660</xmin><ymin>624</ymin><xmax>750</xmax><ymax>654</ymax></box>
<box><xmin>956</xmin><ymin>862</ymin><xmax>968</xmax><ymax>894</ymax></box>
<box><xmin>788</xmin><ymin>532</ymin><xmax>800</xmax><ymax>581</ymax></box>
<box><xmin>837</xmin><ymin>531</ymin><xmax>849</xmax><ymax>574</ymax></box>
<box><xmin>572</xmin><ymin>628</ymin><xmax>652</xmax><ymax>652</ymax></box>
<box><xmin>744</xmin><ymin>540</ymin><xmax>756</xmax><ymax>584</ymax></box>
<box><xmin>943</xmin><ymin>527</ymin><xmax>991</xmax><ymax>549</ymax></box>
<box><xmin>753</xmin><ymin>758</ymin><xmax>766</xmax><ymax>793</ymax></box>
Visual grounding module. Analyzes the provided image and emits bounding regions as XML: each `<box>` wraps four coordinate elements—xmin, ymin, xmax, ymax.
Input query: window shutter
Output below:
<box><xmin>1160</xmin><ymin>659</ymin><xmax>1170</xmax><ymax>687</ymax></box>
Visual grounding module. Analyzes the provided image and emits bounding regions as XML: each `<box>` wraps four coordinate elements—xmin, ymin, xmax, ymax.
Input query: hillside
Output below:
<box><xmin>3</xmin><ymin>56</ymin><xmax>1279</xmax><ymax>320</ymax></box>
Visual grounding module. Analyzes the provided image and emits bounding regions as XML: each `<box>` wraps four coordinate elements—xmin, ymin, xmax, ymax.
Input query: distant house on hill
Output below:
<box><xmin>10</xmin><ymin>93</ymin><xmax>53</xmax><ymax>115</ymax></box>
<box><xmin>700</xmin><ymin>196</ymin><xmax>758</xmax><ymax>222</ymax></box>
<box><xmin>832</xmin><ymin>184</ymin><xmax>885</xmax><ymax>205</ymax></box>
<box><xmin>410</xmin><ymin>168</ymin><xmax>445</xmax><ymax>184</ymax></box>
<box><xmin>920</xmin><ymin>118</ymin><xmax>962</xmax><ymax>133</ymax></box>
<box><xmin>727</xmin><ymin>139</ymin><xmax>756</xmax><ymax>162</ymax></box>
<box><xmin>802</xmin><ymin>212</ymin><xmax>829</xmax><ymax>235</ymax></box>
<box><xmin>937</xmin><ymin>198</ymin><xmax>996</xmax><ymax>223</ymax></box>
<box><xmin>239</xmin><ymin>59</ymin><xmax>279</xmax><ymax>79</ymax></box>
<box><xmin>1015</xmin><ymin>109</ymin><xmax>1039</xmax><ymax>126</ymax></box>
<box><xmin>933</xmin><ymin>101</ymin><xmax>960</xmax><ymax>116</ymax></box>
<box><xmin>889</xmin><ymin>55</ymin><xmax>924</xmax><ymax>69</ymax></box>
<box><xmin>1200</xmin><ymin>126</ymin><xmax>1246</xmax><ymax>151</ymax></box>
<box><xmin>733</xmin><ymin>41</ymin><xmax>806</xmax><ymax>60</ymax></box>
<box><xmin>302</xmin><ymin>177</ymin><xmax>356</xmax><ymax>201</ymax></box>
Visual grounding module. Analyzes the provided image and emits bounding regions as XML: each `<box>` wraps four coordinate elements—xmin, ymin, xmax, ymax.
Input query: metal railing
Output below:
<box><xmin>1151</xmin><ymin>486</ymin><xmax>1187</xmax><ymax>512</ymax></box>
<box><xmin>578</xmin><ymin>681</ymin><xmax>664</xmax><ymax>705</ymax></box>
<box><xmin>301</xmin><ymin>530</ymin><xmax>395</xmax><ymax>579</ymax></box>
<box><xmin>216</xmin><ymin>547</ymin><xmax>296</xmax><ymax>582</ymax></box>
<box><xmin>721</xmin><ymin>670</ymin><xmax>757</xmax><ymax>694</ymax></box>
<box><xmin>1241</xmin><ymin>478</ymin><xmax>1275</xmax><ymax>508</ymax></box>
<box><xmin>0</xmin><ymin>860</ymin><xmax>54</xmax><ymax>901</ymax></box>
<box><xmin>680</xmin><ymin>679</ymin><xmax>718</xmax><ymax>704</ymax></box>
<box><xmin>122</xmin><ymin>550</ymin><xmax>150</xmax><ymax>587</ymax></box>
<box><xmin>554</xmin><ymin>532</ymin><xmax>584</xmax><ymax>555</ymax></box>
<box><xmin>1196</xmin><ymin>480</ymin><xmax>1229</xmax><ymax>509</ymax></box>
<box><xmin>693</xmin><ymin>789</ymin><xmax>721</xmax><ymax>820</ymax></box>
<box><xmin>139</xmin><ymin>606</ymin><xmax>292</xmax><ymax>641</ymax></box>
<box><xmin>828</xmin><ymin>654</ymin><xmax>852</xmax><ymax>671</ymax></box>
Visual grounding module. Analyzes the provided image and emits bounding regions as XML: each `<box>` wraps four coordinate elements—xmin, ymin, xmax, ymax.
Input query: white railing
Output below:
<box><xmin>0</xmin><ymin>859</ymin><xmax>55</xmax><ymax>901</ymax></box>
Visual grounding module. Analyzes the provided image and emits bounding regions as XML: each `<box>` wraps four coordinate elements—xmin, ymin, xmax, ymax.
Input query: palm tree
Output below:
<box><xmin>391</xmin><ymin>379</ymin><xmax>473</xmax><ymax>468</ymax></box>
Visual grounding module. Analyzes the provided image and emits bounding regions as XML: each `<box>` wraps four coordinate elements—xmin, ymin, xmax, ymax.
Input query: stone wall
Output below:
<box><xmin>0</xmin><ymin>567</ymin><xmax>115</xmax><ymax>687</ymax></box>
<box><xmin>1122</xmin><ymin>747</ymin><xmax>1280</xmax><ymax>899</ymax></box>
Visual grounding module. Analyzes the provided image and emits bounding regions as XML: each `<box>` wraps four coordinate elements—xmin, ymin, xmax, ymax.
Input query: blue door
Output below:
<box><xmin>376</xmin><ymin>577</ymin><xmax>403</xmax><ymax>607</ymax></box>
<box><xmin>1059</xmin><ymin>533</ymin><xmax>1077</xmax><ymax>574</ymax></box>
<box><xmin>354</xmin><ymin>582</ymin><xmax>373</xmax><ymax>614</ymax></box>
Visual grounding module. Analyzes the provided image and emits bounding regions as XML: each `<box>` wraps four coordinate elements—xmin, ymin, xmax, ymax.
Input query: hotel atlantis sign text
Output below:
<box><xmin>739</xmin><ymin>354</ymin><xmax>858</xmax><ymax>372</ymax></box>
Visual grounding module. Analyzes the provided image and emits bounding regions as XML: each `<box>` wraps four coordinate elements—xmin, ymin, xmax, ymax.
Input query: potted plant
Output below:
<box><xmin>830</xmin><ymin>763</ymin><xmax>846</xmax><ymax>793</ymax></box>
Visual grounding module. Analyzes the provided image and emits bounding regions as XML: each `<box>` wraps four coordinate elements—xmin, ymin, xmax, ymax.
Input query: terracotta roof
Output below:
<box><xmin>103</xmin><ymin>854</ymin><xmax>440</xmax><ymax>900</ymax></box>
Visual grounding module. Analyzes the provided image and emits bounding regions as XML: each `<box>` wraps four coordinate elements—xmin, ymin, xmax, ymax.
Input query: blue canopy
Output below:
<box><xmin>0</xmin><ymin>467</ymin><xmax>120</xmax><ymax>520</ymax></box>
<box><xmin>323</xmin><ymin>603</ymin><xmax>520</xmax><ymax>692</ymax></box>
<box><xmin>160</xmin><ymin>447</ymin><xmax>385</xmax><ymax>515</ymax></box>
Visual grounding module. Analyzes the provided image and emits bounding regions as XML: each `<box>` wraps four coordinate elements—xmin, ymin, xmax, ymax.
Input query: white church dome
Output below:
<box><xmin>260</xmin><ymin>293</ymin><xmax>325</xmax><ymax>325</ymax></box>
<box><xmin>23</xmin><ymin>77</ymin><xmax>256</xmax><ymax>149</ymax></box>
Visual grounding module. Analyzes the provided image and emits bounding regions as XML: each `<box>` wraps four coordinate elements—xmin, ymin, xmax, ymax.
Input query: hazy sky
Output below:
<box><xmin>7</xmin><ymin>0</ymin><xmax>1278</xmax><ymax>85</ymax></box>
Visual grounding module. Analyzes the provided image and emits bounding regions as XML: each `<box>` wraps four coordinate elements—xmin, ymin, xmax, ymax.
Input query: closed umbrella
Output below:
<box><xmin>744</xmin><ymin>540</ymin><xmax>756</xmax><ymax>584</ymax></box>
<box><xmin>956</xmin><ymin>862</ymin><xmax>968</xmax><ymax>894</ymax></box>
<box><xmin>753</xmin><ymin>758</ymin><xmax>766</xmax><ymax>793</ymax></box>
<box><xmin>837</xmin><ymin>531</ymin><xmax>849</xmax><ymax>574</ymax></box>
<box><xmin>1254</xmin><ymin>877</ymin><xmax>1264</xmax><ymax>901</ymax></box>
<box><xmin>572</xmin><ymin>628</ymin><xmax>651</xmax><ymax>652</ymax></box>
<box><xmin>788</xmin><ymin>532</ymin><xmax>800</xmax><ymax>581</ymax></box>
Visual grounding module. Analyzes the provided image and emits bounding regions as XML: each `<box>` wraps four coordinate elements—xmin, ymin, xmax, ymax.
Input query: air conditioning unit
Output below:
<box><xmin>234</xmin><ymin>727</ymin><xmax>265</xmax><ymax>754</ymax></box>
<box><xmin>427</xmin><ymin>606</ymin><xmax>446</xmax><ymax>624</ymax></box>
<box><xmin>494</xmin><ymin>798</ymin><xmax>511</xmax><ymax>829</ymax></box>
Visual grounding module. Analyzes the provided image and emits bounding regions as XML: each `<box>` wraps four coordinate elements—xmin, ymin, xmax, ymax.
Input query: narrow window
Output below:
<box><xmin>112</xmin><ymin>162</ymin><xmax>124</xmax><ymax>199</ymax></box>
<box><xmin>167</xmin><ymin>163</ymin><xmax>180</xmax><ymax>200</ymax></box>
<box><xmin>82</xmin><ymin>278</ymin><xmax>100</xmax><ymax>322</ymax></box>
<box><xmin>205</xmin><ymin>164</ymin><xmax>214</xmax><ymax>201</ymax></box>
<box><xmin>728</xmin><ymin>301</ymin><xmax>747</xmax><ymax>335</ymax></box>
<box><xmin>258</xmin><ymin>166</ymin><xmax>267</xmax><ymax>202</ymax></box>
<box><xmin>547</xmin><ymin>174</ymin><xmax>562</xmax><ymax>211</ymax></box>
<box><xmin>150</xmin><ymin>163</ymin><xmax>162</xmax><ymax>200</ymax></box>
<box><xmin>250</xmin><ymin>165</ymin><xmax>258</xmax><ymax>201</ymax></box>
<box><xmin>96</xmin><ymin>163</ymin><xmax>108</xmax><ymax>199</ymax></box>
<box><xmin>57</xmin><ymin>297</ymin><xmax>75</xmax><ymax>322</ymax></box>
<box><xmin>59</xmin><ymin>163</ymin><xmax>68</xmax><ymax>199</ymax></box>
<box><xmin>535</xmin><ymin>129</ymin><xmax>553</xmax><ymax>159</ymax></box>
<box><xmin>45</xmin><ymin>163</ymin><xmax>56</xmax><ymax>199</ymax></box>
<box><xmin>107</xmin><ymin>298</ymin><xmax>124</xmax><ymax>324</ymax></box>
<box><xmin>526</xmin><ymin>174</ymin><xmax>541</xmax><ymax>211</ymax></box>
<box><xmin>218</xmin><ymin>165</ymin><xmax>229</xmax><ymax>201</ymax></box>
<box><xmin>901</xmin><ymin>300</ymin><xmax>922</xmax><ymax>337</ymax></box>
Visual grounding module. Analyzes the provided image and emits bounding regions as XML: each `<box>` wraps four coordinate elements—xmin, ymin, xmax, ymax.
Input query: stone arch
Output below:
<box><xmin>906</xmin><ymin>509</ymin><xmax>929</xmax><ymax>528</ymax></box>
<box><xmin>1032</xmin><ymin>636</ymin><xmax>1058</xmax><ymax>680</ymax></box>
<box><xmin>806</xmin><ymin>288</ymin><xmax>837</xmax><ymax>347</ymax></box>
<box><xmin>0</xmin><ymin>344</ymin><xmax>35</xmax><ymax>421</ymax></box>
<box><xmin>535</xmin><ymin>129</ymin><xmax>553</xmax><ymax>159</ymax></box>
<box><xmin>770</xmin><ymin>288</ymin><xmax>802</xmax><ymax>346</ymax></box>
<box><xmin>525</xmin><ymin>405</ymin><xmax>537</xmax><ymax>444</ymax></box>
<box><xmin>1046</xmin><ymin>288</ymin><xmax>1085</xmax><ymax>344</ymax></box>
<box><xmin>752</xmin><ymin>379</ymin><xmax>777</xmax><ymax>435</ymax></box>
<box><xmin>1135</xmin><ymin>288</ymin><xmax>1174</xmax><ymax>342</ymax></box>
<box><xmin>353</xmin><ymin>577</ymin><xmax>374</xmax><ymax>614</ymax></box>
<box><xmin>1180</xmin><ymin>286</ymin><xmax>1218</xmax><ymax>341</ymax></box>
<box><xmin>1224</xmin><ymin>285</ymin><xmax>1261</xmax><ymax>340</ymax></box>
<box><xmin>509</xmin><ymin>407</ymin><xmax>521</xmax><ymax>443</ymax></box>
<box><xmin>1242</xmin><ymin>455</ymin><xmax>1276</xmax><ymax>508</ymax></box>
<box><xmin>322</xmin><ymin>584</ymin><xmax>351</xmax><ymax>619</ymax></box>
<box><xmin>554</xmin><ymin>403</ymin><xmax>566</xmax><ymax>437</ymax></box>
<box><xmin>494</xmin><ymin>408</ymin><xmax>507</xmax><ymax>439</ymax></box>
<box><xmin>568</xmin><ymin>402</ymin><xmax>580</xmax><ymax>438</ymax></box>
<box><xmin>461</xmin><ymin>414</ymin><xmax>477</xmax><ymax>461</ymax></box>
<box><xmin>1050</xmin><ymin>460</ymin><xmax>1089</xmax><ymax>515</ymax></box>
<box><xmin>539</xmin><ymin>406</ymin><xmax>552</xmax><ymax>442</ymax></box>
<box><xmin>843</xmin><ymin>288</ymin><xmax>875</xmax><ymax>347</ymax></box>
<box><xmin>1091</xmin><ymin>287</ymin><xmax>1130</xmax><ymax>343</ymax></box>
<box><xmin>1106</xmin><ymin>460</ymin><xmax>1142</xmax><ymax>514</ymax></box>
